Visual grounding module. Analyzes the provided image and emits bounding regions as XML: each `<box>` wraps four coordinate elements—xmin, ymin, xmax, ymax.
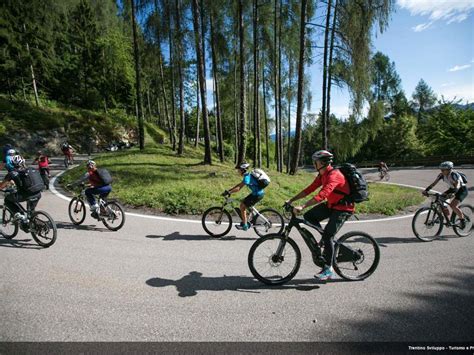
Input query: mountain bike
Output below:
<box><xmin>379</xmin><ymin>168</ymin><xmax>390</xmax><ymax>181</ymax></box>
<box><xmin>67</xmin><ymin>183</ymin><xmax>125</xmax><ymax>231</ymax></box>
<box><xmin>412</xmin><ymin>192</ymin><xmax>473</xmax><ymax>242</ymax></box>
<box><xmin>248</xmin><ymin>203</ymin><xmax>380</xmax><ymax>285</ymax></box>
<box><xmin>0</xmin><ymin>188</ymin><xmax>57</xmax><ymax>248</ymax></box>
<box><xmin>202</xmin><ymin>194</ymin><xmax>285</xmax><ymax>238</ymax></box>
<box><xmin>39</xmin><ymin>167</ymin><xmax>50</xmax><ymax>190</ymax></box>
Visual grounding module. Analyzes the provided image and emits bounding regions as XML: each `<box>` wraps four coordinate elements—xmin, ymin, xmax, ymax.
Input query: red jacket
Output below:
<box><xmin>303</xmin><ymin>165</ymin><xmax>355</xmax><ymax>212</ymax></box>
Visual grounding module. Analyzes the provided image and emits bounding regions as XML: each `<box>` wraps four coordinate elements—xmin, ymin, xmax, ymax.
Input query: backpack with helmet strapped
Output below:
<box><xmin>250</xmin><ymin>169</ymin><xmax>271</xmax><ymax>189</ymax></box>
<box><xmin>97</xmin><ymin>168</ymin><xmax>113</xmax><ymax>185</ymax></box>
<box><xmin>18</xmin><ymin>167</ymin><xmax>44</xmax><ymax>195</ymax></box>
<box><xmin>334</xmin><ymin>163</ymin><xmax>369</xmax><ymax>203</ymax></box>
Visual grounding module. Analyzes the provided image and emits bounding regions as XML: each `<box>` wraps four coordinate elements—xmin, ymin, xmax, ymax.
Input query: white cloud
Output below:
<box><xmin>441</xmin><ymin>82</ymin><xmax>454</xmax><ymax>87</ymax></box>
<box><xmin>438</xmin><ymin>83</ymin><xmax>474</xmax><ymax>102</ymax></box>
<box><xmin>398</xmin><ymin>0</ymin><xmax>474</xmax><ymax>31</ymax></box>
<box><xmin>448</xmin><ymin>64</ymin><xmax>472</xmax><ymax>72</ymax></box>
<box><xmin>412</xmin><ymin>22</ymin><xmax>433</xmax><ymax>32</ymax></box>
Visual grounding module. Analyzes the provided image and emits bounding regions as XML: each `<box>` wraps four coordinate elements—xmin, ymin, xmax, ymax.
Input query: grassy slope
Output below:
<box><xmin>61</xmin><ymin>143</ymin><xmax>424</xmax><ymax>216</ymax></box>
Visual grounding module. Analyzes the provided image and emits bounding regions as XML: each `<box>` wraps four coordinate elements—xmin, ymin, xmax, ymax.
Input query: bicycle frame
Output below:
<box><xmin>217</xmin><ymin>196</ymin><xmax>271</xmax><ymax>226</ymax></box>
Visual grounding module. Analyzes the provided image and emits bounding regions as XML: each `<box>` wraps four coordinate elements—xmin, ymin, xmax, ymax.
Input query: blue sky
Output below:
<box><xmin>309</xmin><ymin>0</ymin><xmax>474</xmax><ymax>120</ymax></box>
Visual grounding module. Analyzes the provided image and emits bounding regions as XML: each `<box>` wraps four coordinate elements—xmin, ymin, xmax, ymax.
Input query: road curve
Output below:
<box><xmin>1</xmin><ymin>160</ymin><xmax>473</xmax><ymax>342</ymax></box>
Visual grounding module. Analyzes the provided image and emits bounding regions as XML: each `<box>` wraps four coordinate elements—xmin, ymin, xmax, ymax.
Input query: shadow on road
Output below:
<box><xmin>146</xmin><ymin>232</ymin><xmax>253</xmax><ymax>241</ymax></box>
<box><xmin>56</xmin><ymin>221</ymin><xmax>111</xmax><ymax>232</ymax></box>
<box><xmin>146</xmin><ymin>271</ymin><xmax>320</xmax><ymax>297</ymax></box>
<box><xmin>375</xmin><ymin>234</ymin><xmax>463</xmax><ymax>247</ymax></box>
<box><xmin>0</xmin><ymin>238</ymin><xmax>43</xmax><ymax>249</ymax></box>
<box><xmin>341</xmin><ymin>266</ymin><xmax>474</xmax><ymax>341</ymax></box>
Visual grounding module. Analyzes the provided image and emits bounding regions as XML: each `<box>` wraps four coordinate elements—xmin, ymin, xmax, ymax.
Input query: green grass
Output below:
<box><xmin>60</xmin><ymin>145</ymin><xmax>424</xmax><ymax>216</ymax></box>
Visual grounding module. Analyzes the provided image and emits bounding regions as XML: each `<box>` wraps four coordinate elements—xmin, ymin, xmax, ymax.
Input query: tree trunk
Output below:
<box><xmin>286</xmin><ymin>58</ymin><xmax>292</xmax><ymax>173</ymax></box>
<box><xmin>154</xmin><ymin>0</ymin><xmax>172</xmax><ymax>144</ymax></box>
<box><xmin>321</xmin><ymin>0</ymin><xmax>332</xmax><ymax>150</ymax></box>
<box><xmin>210</xmin><ymin>16</ymin><xmax>224</xmax><ymax>162</ymax></box>
<box><xmin>289</xmin><ymin>0</ymin><xmax>307</xmax><ymax>175</ymax></box>
<box><xmin>234</xmin><ymin>44</ymin><xmax>239</xmax><ymax>164</ymax></box>
<box><xmin>278</xmin><ymin>0</ymin><xmax>283</xmax><ymax>171</ymax></box>
<box><xmin>273</xmin><ymin>0</ymin><xmax>280</xmax><ymax>172</ymax></box>
<box><xmin>253</xmin><ymin>0</ymin><xmax>261</xmax><ymax>168</ymax></box>
<box><xmin>175</xmin><ymin>0</ymin><xmax>185</xmax><ymax>155</ymax></box>
<box><xmin>195</xmin><ymin>71</ymin><xmax>200</xmax><ymax>147</ymax></box>
<box><xmin>326</xmin><ymin>0</ymin><xmax>338</xmax><ymax>149</ymax></box>
<box><xmin>131</xmin><ymin>0</ymin><xmax>145</xmax><ymax>150</ymax></box>
<box><xmin>23</xmin><ymin>24</ymin><xmax>39</xmax><ymax>107</ymax></box>
<box><xmin>262</xmin><ymin>62</ymin><xmax>270</xmax><ymax>169</ymax></box>
<box><xmin>192</xmin><ymin>0</ymin><xmax>212</xmax><ymax>164</ymax></box>
<box><xmin>237</xmin><ymin>0</ymin><xmax>246</xmax><ymax>165</ymax></box>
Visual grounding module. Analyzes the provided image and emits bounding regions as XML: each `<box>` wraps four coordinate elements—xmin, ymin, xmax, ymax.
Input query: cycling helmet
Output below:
<box><xmin>312</xmin><ymin>150</ymin><xmax>334</xmax><ymax>164</ymax></box>
<box><xmin>439</xmin><ymin>161</ymin><xmax>454</xmax><ymax>170</ymax></box>
<box><xmin>236</xmin><ymin>162</ymin><xmax>250</xmax><ymax>171</ymax></box>
<box><xmin>7</xmin><ymin>149</ymin><xmax>15</xmax><ymax>155</ymax></box>
<box><xmin>86</xmin><ymin>160</ymin><xmax>96</xmax><ymax>168</ymax></box>
<box><xmin>11</xmin><ymin>155</ymin><xmax>25</xmax><ymax>168</ymax></box>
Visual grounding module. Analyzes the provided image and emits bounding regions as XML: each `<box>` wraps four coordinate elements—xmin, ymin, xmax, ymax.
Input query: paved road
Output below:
<box><xmin>1</xmin><ymin>160</ymin><xmax>473</xmax><ymax>341</ymax></box>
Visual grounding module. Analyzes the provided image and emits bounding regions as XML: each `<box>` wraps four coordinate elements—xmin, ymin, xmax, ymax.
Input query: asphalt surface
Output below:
<box><xmin>0</xmin><ymin>158</ymin><xmax>473</xmax><ymax>341</ymax></box>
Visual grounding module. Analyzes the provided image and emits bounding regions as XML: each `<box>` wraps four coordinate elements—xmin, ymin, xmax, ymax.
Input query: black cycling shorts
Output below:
<box><xmin>455</xmin><ymin>186</ymin><xmax>468</xmax><ymax>202</ymax></box>
<box><xmin>242</xmin><ymin>194</ymin><xmax>264</xmax><ymax>208</ymax></box>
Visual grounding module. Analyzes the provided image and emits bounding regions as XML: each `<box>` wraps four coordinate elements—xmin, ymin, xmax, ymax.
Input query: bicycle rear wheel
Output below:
<box><xmin>0</xmin><ymin>207</ymin><xmax>19</xmax><ymax>239</ymax></box>
<box><xmin>452</xmin><ymin>204</ymin><xmax>473</xmax><ymax>237</ymax></box>
<box><xmin>248</xmin><ymin>234</ymin><xmax>301</xmax><ymax>285</ymax></box>
<box><xmin>202</xmin><ymin>207</ymin><xmax>232</xmax><ymax>238</ymax></box>
<box><xmin>68</xmin><ymin>197</ymin><xmax>86</xmax><ymax>225</ymax></box>
<box><xmin>30</xmin><ymin>211</ymin><xmax>57</xmax><ymax>248</ymax></box>
<box><xmin>101</xmin><ymin>201</ymin><xmax>126</xmax><ymax>231</ymax></box>
<box><xmin>252</xmin><ymin>208</ymin><xmax>285</xmax><ymax>237</ymax></box>
<box><xmin>412</xmin><ymin>207</ymin><xmax>443</xmax><ymax>242</ymax></box>
<box><xmin>334</xmin><ymin>231</ymin><xmax>380</xmax><ymax>281</ymax></box>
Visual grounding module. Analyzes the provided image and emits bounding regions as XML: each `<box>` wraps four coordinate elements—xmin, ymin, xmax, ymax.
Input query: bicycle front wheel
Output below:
<box><xmin>202</xmin><ymin>207</ymin><xmax>232</xmax><ymax>238</ymax></box>
<box><xmin>101</xmin><ymin>201</ymin><xmax>126</xmax><ymax>231</ymax></box>
<box><xmin>334</xmin><ymin>231</ymin><xmax>380</xmax><ymax>281</ymax></box>
<box><xmin>252</xmin><ymin>208</ymin><xmax>285</xmax><ymax>237</ymax></box>
<box><xmin>30</xmin><ymin>211</ymin><xmax>57</xmax><ymax>248</ymax></box>
<box><xmin>68</xmin><ymin>197</ymin><xmax>86</xmax><ymax>225</ymax></box>
<box><xmin>0</xmin><ymin>207</ymin><xmax>19</xmax><ymax>239</ymax></box>
<box><xmin>412</xmin><ymin>207</ymin><xmax>443</xmax><ymax>242</ymax></box>
<box><xmin>248</xmin><ymin>234</ymin><xmax>301</xmax><ymax>285</ymax></box>
<box><xmin>452</xmin><ymin>204</ymin><xmax>473</xmax><ymax>238</ymax></box>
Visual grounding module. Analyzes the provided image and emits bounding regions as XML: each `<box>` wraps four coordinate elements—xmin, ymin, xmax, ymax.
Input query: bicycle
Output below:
<box><xmin>201</xmin><ymin>193</ymin><xmax>285</xmax><ymax>238</ymax></box>
<box><xmin>412</xmin><ymin>192</ymin><xmax>473</xmax><ymax>242</ymax></box>
<box><xmin>67</xmin><ymin>183</ymin><xmax>126</xmax><ymax>231</ymax></box>
<box><xmin>379</xmin><ymin>168</ymin><xmax>390</xmax><ymax>181</ymax></box>
<box><xmin>248</xmin><ymin>203</ymin><xmax>380</xmax><ymax>285</ymax></box>
<box><xmin>0</xmin><ymin>188</ymin><xmax>57</xmax><ymax>248</ymax></box>
<box><xmin>39</xmin><ymin>167</ymin><xmax>50</xmax><ymax>190</ymax></box>
<box><xmin>63</xmin><ymin>155</ymin><xmax>73</xmax><ymax>168</ymax></box>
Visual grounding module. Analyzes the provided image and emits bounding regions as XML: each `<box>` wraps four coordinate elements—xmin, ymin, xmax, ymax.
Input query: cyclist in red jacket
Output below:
<box><xmin>286</xmin><ymin>150</ymin><xmax>354</xmax><ymax>281</ymax></box>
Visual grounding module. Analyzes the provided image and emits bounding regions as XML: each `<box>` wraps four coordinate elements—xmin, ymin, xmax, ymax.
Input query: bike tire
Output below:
<box><xmin>333</xmin><ymin>231</ymin><xmax>380</xmax><ymax>281</ymax></box>
<box><xmin>0</xmin><ymin>207</ymin><xmax>19</xmax><ymax>239</ymax></box>
<box><xmin>201</xmin><ymin>207</ymin><xmax>232</xmax><ymax>238</ymax></box>
<box><xmin>412</xmin><ymin>207</ymin><xmax>443</xmax><ymax>242</ymax></box>
<box><xmin>101</xmin><ymin>201</ymin><xmax>126</xmax><ymax>231</ymax></box>
<box><xmin>64</xmin><ymin>157</ymin><xmax>69</xmax><ymax>169</ymax></box>
<box><xmin>452</xmin><ymin>204</ymin><xmax>473</xmax><ymax>238</ymax></box>
<box><xmin>30</xmin><ymin>211</ymin><xmax>57</xmax><ymax>248</ymax></box>
<box><xmin>68</xmin><ymin>197</ymin><xmax>86</xmax><ymax>225</ymax></box>
<box><xmin>248</xmin><ymin>234</ymin><xmax>301</xmax><ymax>285</ymax></box>
<box><xmin>253</xmin><ymin>208</ymin><xmax>285</xmax><ymax>237</ymax></box>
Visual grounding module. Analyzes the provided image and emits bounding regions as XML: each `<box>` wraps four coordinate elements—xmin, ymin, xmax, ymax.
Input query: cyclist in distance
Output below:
<box><xmin>223</xmin><ymin>162</ymin><xmax>265</xmax><ymax>231</ymax></box>
<box><xmin>61</xmin><ymin>142</ymin><xmax>74</xmax><ymax>165</ymax></box>
<box><xmin>423</xmin><ymin>161</ymin><xmax>468</xmax><ymax>229</ymax></box>
<box><xmin>285</xmin><ymin>150</ymin><xmax>354</xmax><ymax>281</ymax></box>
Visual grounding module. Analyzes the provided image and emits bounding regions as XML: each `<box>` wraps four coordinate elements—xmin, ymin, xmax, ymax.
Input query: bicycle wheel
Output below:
<box><xmin>68</xmin><ymin>197</ymin><xmax>86</xmax><ymax>225</ymax></box>
<box><xmin>0</xmin><ymin>207</ymin><xmax>19</xmax><ymax>239</ymax></box>
<box><xmin>252</xmin><ymin>208</ymin><xmax>285</xmax><ymax>237</ymax></box>
<box><xmin>452</xmin><ymin>204</ymin><xmax>473</xmax><ymax>238</ymax></box>
<box><xmin>248</xmin><ymin>234</ymin><xmax>301</xmax><ymax>285</ymax></box>
<box><xmin>412</xmin><ymin>207</ymin><xmax>443</xmax><ymax>242</ymax></box>
<box><xmin>384</xmin><ymin>172</ymin><xmax>390</xmax><ymax>181</ymax></box>
<box><xmin>202</xmin><ymin>207</ymin><xmax>232</xmax><ymax>238</ymax></box>
<box><xmin>30</xmin><ymin>211</ymin><xmax>57</xmax><ymax>248</ymax></box>
<box><xmin>334</xmin><ymin>231</ymin><xmax>380</xmax><ymax>281</ymax></box>
<box><xmin>64</xmin><ymin>157</ymin><xmax>69</xmax><ymax>168</ymax></box>
<box><xmin>101</xmin><ymin>201</ymin><xmax>126</xmax><ymax>231</ymax></box>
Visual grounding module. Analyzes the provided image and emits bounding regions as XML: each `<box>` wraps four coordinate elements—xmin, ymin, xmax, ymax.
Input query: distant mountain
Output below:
<box><xmin>269</xmin><ymin>130</ymin><xmax>296</xmax><ymax>141</ymax></box>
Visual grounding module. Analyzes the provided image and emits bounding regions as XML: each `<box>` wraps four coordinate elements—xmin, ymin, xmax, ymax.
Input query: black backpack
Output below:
<box><xmin>334</xmin><ymin>163</ymin><xmax>369</xmax><ymax>203</ymax></box>
<box><xmin>18</xmin><ymin>167</ymin><xmax>44</xmax><ymax>195</ymax></box>
<box><xmin>97</xmin><ymin>168</ymin><xmax>113</xmax><ymax>185</ymax></box>
<box><xmin>453</xmin><ymin>171</ymin><xmax>468</xmax><ymax>184</ymax></box>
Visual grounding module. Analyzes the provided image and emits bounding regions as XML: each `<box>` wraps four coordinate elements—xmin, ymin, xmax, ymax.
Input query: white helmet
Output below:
<box><xmin>237</xmin><ymin>162</ymin><xmax>250</xmax><ymax>171</ymax></box>
<box><xmin>439</xmin><ymin>161</ymin><xmax>454</xmax><ymax>170</ymax></box>
<box><xmin>7</xmin><ymin>149</ymin><xmax>15</xmax><ymax>155</ymax></box>
<box><xmin>312</xmin><ymin>150</ymin><xmax>334</xmax><ymax>163</ymax></box>
<box><xmin>11</xmin><ymin>155</ymin><xmax>25</xmax><ymax>168</ymax></box>
<box><xmin>86</xmin><ymin>160</ymin><xmax>96</xmax><ymax>168</ymax></box>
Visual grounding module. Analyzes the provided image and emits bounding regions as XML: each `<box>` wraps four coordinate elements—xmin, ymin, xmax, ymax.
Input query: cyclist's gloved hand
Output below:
<box><xmin>221</xmin><ymin>190</ymin><xmax>230</xmax><ymax>197</ymax></box>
